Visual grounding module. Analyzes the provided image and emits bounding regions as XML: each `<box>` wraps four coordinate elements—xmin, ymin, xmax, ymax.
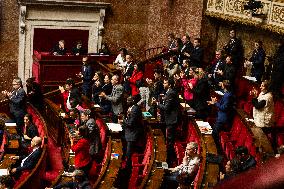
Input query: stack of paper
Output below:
<box><xmin>180</xmin><ymin>103</ymin><xmax>189</xmax><ymax>108</ymax></box>
<box><xmin>5</xmin><ymin>123</ymin><xmax>16</xmax><ymax>127</ymax></box>
<box><xmin>243</xmin><ymin>76</ymin><xmax>257</xmax><ymax>82</ymax></box>
<box><xmin>215</xmin><ymin>91</ymin><xmax>224</xmax><ymax>96</ymax></box>
<box><xmin>0</xmin><ymin>169</ymin><xmax>9</xmax><ymax>176</ymax></box>
<box><xmin>106</xmin><ymin>123</ymin><xmax>123</xmax><ymax>132</ymax></box>
<box><xmin>93</xmin><ymin>104</ymin><xmax>101</xmax><ymax>108</ymax></box>
<box><xmin>196</xmin><ymin>121</ymin><xmax>213</xmax><ymax>134</ymax></box>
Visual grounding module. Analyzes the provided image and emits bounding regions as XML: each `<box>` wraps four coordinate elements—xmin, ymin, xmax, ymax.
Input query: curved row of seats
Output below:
<box><xmin>15</xmin><ymin>103</ymin><xmax>48</xmax><ymax>189</ymax></box>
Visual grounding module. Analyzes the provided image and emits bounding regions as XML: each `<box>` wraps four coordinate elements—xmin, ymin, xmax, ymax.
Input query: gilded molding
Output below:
<box><xmin>206</xmin><ymin>0</ymin><xmax>284</xmax><ymax>34</ymax></box>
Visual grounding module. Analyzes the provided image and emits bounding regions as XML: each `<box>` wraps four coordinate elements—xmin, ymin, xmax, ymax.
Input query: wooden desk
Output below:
<box><xmin>97</xmin><ymin>139</ymin><xmax>123</xmax><ymax>189</ymax></box>
<box><xmin>145</xmin><ymin>129</ymin><xmax>166</xmax><ymax>189</ymax></box>
<box><xmin>0</xmin><ymin>154</ymin><xmax>16</xmax><ymax>169</ymax></box>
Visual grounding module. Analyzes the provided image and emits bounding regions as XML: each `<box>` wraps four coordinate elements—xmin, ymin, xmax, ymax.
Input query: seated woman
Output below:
<box><xmin>21</xmin><ymin>114</ymin><xmax>39</xmax><ymax>150</ymax></box>
<box><xmin>70</xmin><ymin>126</ymin><xmax>92</xmax><ymax>175</ymax></box>
<box><xmin>251</xmin><ymin>80</ymin><xmax>274</xmax><ymax>130</ymax></box>
<box><xmin>161</xmin><ymin>142</ymin><xmax>200</xmax><ymax>189</ymax></box>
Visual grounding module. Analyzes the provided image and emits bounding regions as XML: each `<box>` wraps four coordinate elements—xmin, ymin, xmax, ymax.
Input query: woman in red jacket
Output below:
<box><xmin>70</xmin><ymin>126</ymin><xmax>92</xmax><ymax>175</ymax></box>
<box><xmin>129</xmin><ymin>63</ymin><xmax>143</xmax><ymax>96</ymax></box>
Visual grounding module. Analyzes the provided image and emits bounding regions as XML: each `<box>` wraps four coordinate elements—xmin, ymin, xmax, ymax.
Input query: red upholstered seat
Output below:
<box><xmin>95</xmin><ymin>118</ymin><xmax>107</xmax><ymax>149</ymax></box>
<box><xmin>13</xmin><ymin>171</ymin><xmax>31</xmax><ymax>188</ymax></box>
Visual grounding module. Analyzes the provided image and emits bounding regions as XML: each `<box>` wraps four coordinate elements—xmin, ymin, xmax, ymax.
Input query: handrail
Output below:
<box><xmin>92</xmin><ymin>137</ymin><xmax>112</xmax><ymax>188</ymax></box>
<box><xmin>138</xmin><ymin>126</ymin><xmax>155</xmax><ymax>189</ymax></box>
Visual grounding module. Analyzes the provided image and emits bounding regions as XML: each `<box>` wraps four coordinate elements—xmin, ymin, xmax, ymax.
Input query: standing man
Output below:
<box><xmin>246</xmin><ymin>41</ymin><xmax>266</xmax><ymax>82</ymax></box>
<box><xmin>179</xmin><ymin>34</ymin><xmax>193</xmax><ymax>64</ymax></box>
<box><xmin>2</xmin><ymin>77</ymin><xmax>27</xmax><ymax>133</ymax></box>
<box><xmin>100</xmin><ymin>75</ymin><xmax>124</xmax><ymax>123</ymax></box>
<box><xmin>120</xmin><ymin>95</ymin><xmax>144</xmax><ymax>169</ymax></box>
<box><xmin>155</xmin><ymin>78</ymin><xmax>180</xmax><ymax>164</ymax></box>
<box><xmin>189</xmin><ymin>38</ymin><xmax>204</xmax><ymax>68</ymax></box>
<box><xmin>223</xmin><ymin>29</ymin><xmax>244</xmax><ymax>68</ymax></box>
<box><xmin>207</xmin><ymin>80</ymin><xmax>235</xmax><ymax>153</ymax></box>
<box><xmin>123</xmin><ymin>54</ymin><xmax>135</xmax><ymax>95</ymax></box>
<box><xmin>77</xmin><ymin>57</ymin><xmax>93</xmax><ymax>98</ymax></box>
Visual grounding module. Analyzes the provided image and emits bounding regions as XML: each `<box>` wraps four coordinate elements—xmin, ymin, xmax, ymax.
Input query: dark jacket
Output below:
<box><xmin>26</xmin><ymin>124</ymin><xmax>39</xmax><ymax>139</ymax></box>
<box><xmin>223</xmin><ymin>37</ymin><xmax>244</xmax><ymax>65</ymax></box>
<box><xmin>249</xmin><ymin>48</ymin><xmax>266</xmax><ymax>81</ymax></box>
<box><xmin>72</xmin><ymin>47</ymin><xmax>87</xmax><ymax>55</ymax></box>
<box><xmin>190</xmin><ymin>46</ymin><xmax>204</xmax><ymax>67</ymax></box>
<box><xmin>9</xmin><ymin>88</ymin><xmax>27</xmax><ymax>117</ymax></box>
<box><xmin>51</xmin><ymin>45</ymin><xmax>66</xmax><ymax>55</ymax></box>
<box><xmin>99</xmin><ymin>83</ymin><xmax>112</xmax><ymax>113</ymax></box>
<box><xmin>16</xmin><ymin>148</ymin><xmax>42</xmax><ymax>173</ymax></box>
<box><xmin>215</xmin><ymin>91</ymin><xmax>235</xmax><ymax>124</ymax></box>
<box><xmin>157</xmin><ymin>88</ymin><xmax>180</xmax><ymax>126</ymax></box>
<box><xmin>193</xmin><ymin>77</ymin><xmax>210</xmax><ymax>118</ymax></box>
<box><xmin>124</xmin><ymin>104</ymin><xmax>143</xmax><ymax>142</ymax></box>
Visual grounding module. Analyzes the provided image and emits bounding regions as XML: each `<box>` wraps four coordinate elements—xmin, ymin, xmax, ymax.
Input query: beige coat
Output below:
<box><xmin>253</xmin><ymin>92</ymin><xmax>274</xmax><ymax>127</ymax></box>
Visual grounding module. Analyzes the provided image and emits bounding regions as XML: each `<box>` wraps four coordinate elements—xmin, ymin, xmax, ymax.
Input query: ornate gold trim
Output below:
<box><xmin>205</xmin><ymin>11</ymin><xmax>284</xmax><ymax>35</ymax></box>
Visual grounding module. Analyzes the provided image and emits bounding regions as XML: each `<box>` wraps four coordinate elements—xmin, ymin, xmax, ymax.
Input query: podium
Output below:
<box><xmin>32</xmin><ymin>51</ymin><xmax>116</xmax><ymax>92</ymax></box>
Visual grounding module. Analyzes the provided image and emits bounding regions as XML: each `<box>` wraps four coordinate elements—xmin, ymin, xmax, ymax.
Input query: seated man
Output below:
<box><xmin>72</xmin><ymin>40</ymin><xmax>87</xmax><ymax>56</ymax></box>
<box><xmin>161</xmin><ymin>142</ymin><xmax>200</xmax><ymax>189</ymax></box>
<box><xmin>51</xmin><ymin>40</ymin><xmax>67</xmax><ymax>55</ymax></box>
<box><xmin>10</xmin><ymin>136</ymin><xmax>42</xmax><ymax>178</ymax></box>
<box><xmin>234</xmin><ymin>146</ymin><xmax>256</xmax><ymax>173</ymax></box>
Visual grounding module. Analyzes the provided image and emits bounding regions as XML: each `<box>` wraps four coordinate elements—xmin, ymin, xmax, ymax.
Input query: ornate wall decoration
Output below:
<box><xmin>206</xmin><ymin>0</ymin><xmax>284</xmax><ymax>34</ymax></box>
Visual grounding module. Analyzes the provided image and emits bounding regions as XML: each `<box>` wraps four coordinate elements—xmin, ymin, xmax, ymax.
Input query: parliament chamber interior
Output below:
<box><xmin>0</xmin><ymin>0</ymin><xmax>284</xmax><ymax>188</ymax></box>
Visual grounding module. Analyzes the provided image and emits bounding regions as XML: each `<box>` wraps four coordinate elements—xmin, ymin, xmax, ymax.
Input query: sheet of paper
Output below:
<box><xmin>93</xmin><ymin>104</ymin><xmax>101</xmax><ymax>108</ymax></box>
<box><xmin>215</xmin><ymin>91</ymin><xmax>224</xmax><ymax>96</ymax></box>
<box><xmin>0</xmin><ymin>169</ymin><xmax>9</xmax><ymax>176</ymax></box>
<box><xmin>5</xmin><ymin>123</ymin><xmax>16</xmax><ymax>127</ymax></box>
<box><xmin>106</xmin><ymin>123</ymin><xmax>123</xmax><ymax>132</ymax></box>
<box><xmin>180</xmin><ymin>103</ymin><xmax>190</xmax><ymax>108</ymax></box>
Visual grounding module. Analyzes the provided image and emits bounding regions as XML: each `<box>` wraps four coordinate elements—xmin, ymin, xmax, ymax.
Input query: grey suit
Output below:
<box><xmin>105</xmin><ymin>84</ymin><xmax>124</xmax><ymax>115</ymax></box>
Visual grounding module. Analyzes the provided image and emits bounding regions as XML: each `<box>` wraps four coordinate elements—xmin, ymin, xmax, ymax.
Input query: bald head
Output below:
<box><xmin>31</xmin><ymin>136</ymin><xmax>42</xmax><ymax>148</ymax></box>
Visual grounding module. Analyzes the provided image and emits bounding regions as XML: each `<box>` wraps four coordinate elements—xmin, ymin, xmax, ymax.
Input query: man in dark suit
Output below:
<box><xmin>207</xmin><ymin>50</ymin><xmax>225</xmax><ymax>89</ymax></box>
<box><xmin>247</xmin><ymin>41</ymin><xmax>266</xmax><ymax>82</ymax></box>
<box><xmin>208</xmin><ymin>80</ymin><xmax>235</xmax><ymax>153</ymax></box>
<box><xmin>123</xmin><ymin>54</ymin><xmax>135</xmax><ymax>94</ymax></box>
<box><xmin>100</xmin><ymin>75</ymin><xmax>124</xmax><ymax>122</ymax></box>
<box><xmin>179</xmin><ymin>34</ymin><xmax>193</xmax><ymax>64</ymax></box>
<box><xmin>189</xmin><ymin>38</ymin><xmax>204</xmax><ymax>67</ymax></box>
<box><xmin>2</xmin><ymin>77</ymin><xmax>27</xmax><ymax>132</ymax></box>
<box><xmin>10</xmin><ymin>136</ymin><xmax>42</xmax><ymax>177</ymax></box>
<box><xmin>77</xmin><ymin>57</ymin><xmax>93</xmax><ymax>98</ymax></box>
<box><xmin>223</xmin><ymin>29</ymin><xmax>244</xmax><ymax>68</ymax></box>
<box><xmin>120</xmin><ymin>95</ymin><xmax>144</xmax><ymax>168</ymax></box>
<box><xmin>155</xmin><ymin>78</ymin><xmax>180</xmax><ymax>164</ymax></box>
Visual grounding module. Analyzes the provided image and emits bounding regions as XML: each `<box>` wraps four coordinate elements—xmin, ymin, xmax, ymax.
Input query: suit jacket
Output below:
<box><xmin>190</xmin><ymin>46</ymin><xmax>204</xmax><ymax>67</ymax></box>
<box><xmin>26</xmin><ymin>124</ymin><xmax>39</xmax><ymax>139</ymax></box>
<box><xmin>215</xmin><ymin>91</ymin><xmax>235</xmax><ymax>123</ymax></box>
<box><xmin>99</xmin><ymin>83</ymin><xmax>112</xmax><ymax>113</ymax></box>
<box><xmin>124</xmin><ymin>62</ymin><xmax>134</xmax><ymax>78</ymax></box>
<box><xmin>9</xmin><ymin>88</ymin><xmax>27</xmax><ymax>117</ymax></box>
<box><xmin>62</xmin><ymin>87</ymin><xmax>81</xmax><ymax>112</ymax></box>
<box><xmin>179</xmin><ymin>42</ymin><xmax>193</xmax><ymax>63</ymax></box>
<box><xmin>193</xmin><ymin>78</ymin><xmax>210</xmax><ymax>112</ymax></box>
<box><xmin>82</xmin><ymin>65</ymin><xmax>93</xmax><ymax>83</ymax></box>
<box><xmin>223</xmin><ymin>37</ymin><xmax>243</xmax><ymax>64</ymax></box>
<box><xmin>249</xmin><ymin>48</ymin><xmax>266</xmax><ymax>79</ymax></box>
<box><xmin>157</xmin><ymin>88</ymin><xmax>180</xmax><ymax>126</ymax></box>
<box><xmin>105</xmin><ymin>84</ymin><xmax>124</xmax><ymax>115</ymax></box>
<box><xmin>16</xmin><ymin>148</ymin><xmax>42</xmax><ymax>173</ymax></box>
<box><xmin>124</xmin><ymin>104</ymin><xmax>143</xmax><ymax>142</ymax></box>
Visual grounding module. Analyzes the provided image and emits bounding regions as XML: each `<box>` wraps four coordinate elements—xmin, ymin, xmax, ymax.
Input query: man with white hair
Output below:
<box><xmin>161</xmin><ymin>142</ymin><xmax>200</xmax><ymax>188</ymax></box>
